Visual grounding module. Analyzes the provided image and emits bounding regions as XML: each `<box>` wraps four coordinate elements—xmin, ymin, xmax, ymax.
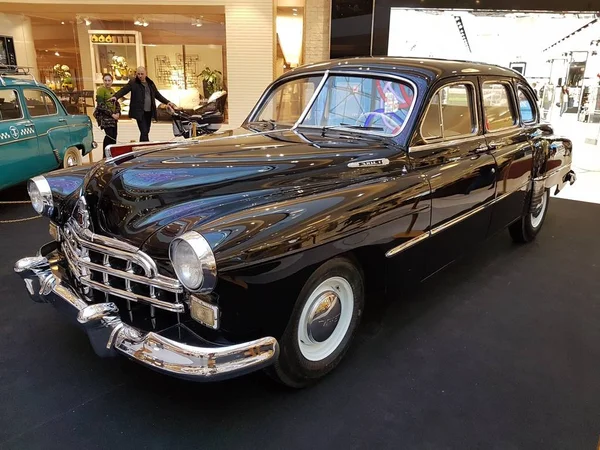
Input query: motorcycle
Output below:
<box><xmin>171</xmin><ymin>90</ymin><xmax>227</xmax><ymax>139</ymax></box>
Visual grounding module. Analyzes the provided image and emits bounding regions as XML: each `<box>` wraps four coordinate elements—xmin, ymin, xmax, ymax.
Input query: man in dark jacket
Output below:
<box><xmin>110</xmin><ymin>66</ymin><xmax>176</xmax><ymax>142</ymax></box>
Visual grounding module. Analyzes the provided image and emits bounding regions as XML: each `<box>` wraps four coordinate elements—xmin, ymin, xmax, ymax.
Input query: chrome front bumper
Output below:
<box><xmin>14</xmin><ymin>244</ymin><xmax>279</xmax><ymax>381</ymax></box>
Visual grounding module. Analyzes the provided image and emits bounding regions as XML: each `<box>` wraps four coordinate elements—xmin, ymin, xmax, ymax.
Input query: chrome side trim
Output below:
<box><xmin>385</xmin><ymin>232</ymin><xmax>430</xmax><ymax>258</ymax></box>
<box><xmin>386</xmin><ymin>191</ymin><xmax>514</xmax><ymax>258</ymax></box>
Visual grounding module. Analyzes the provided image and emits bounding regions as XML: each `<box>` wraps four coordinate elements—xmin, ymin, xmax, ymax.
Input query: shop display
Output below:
<box><xmin>15</xmin><ymin>58</ymin><xmax>576</xmax><ymax>387</ymax></box>
<box><xmin>89</xmin><ymin>30</ymin><xmax>144</xmax><ymax>116</ymax></box>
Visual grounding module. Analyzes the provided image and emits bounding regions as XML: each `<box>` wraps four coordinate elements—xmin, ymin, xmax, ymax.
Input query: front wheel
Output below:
<box><xmin>268</xmin><ymin>257</ymin><xmax>365</xmax><ymax>388</ymax></box>
<box><xmin>509</xmin><ymin>188</ymin><xmax>550</xmax><ymax>243</ymax></box>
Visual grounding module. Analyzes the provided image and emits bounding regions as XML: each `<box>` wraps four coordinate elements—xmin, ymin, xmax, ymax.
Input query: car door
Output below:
<box><xmin>410</xmin><ymin>78</ymin><xmax>497</xmax><ymax>277</ymax></box>
<box><xmin>22</xmin><ymin>88</ymin><xmax>70</xmax><ymax>171</ymax></box>
<box><xmin>0</xmin><ymin>87</ymin><xmax>39</xmax><ymax>189</ymax></box>
<box><xmin>480</xmin><ymin>78</ymin><xmax>535</xmax><ymax>234</ymax></box>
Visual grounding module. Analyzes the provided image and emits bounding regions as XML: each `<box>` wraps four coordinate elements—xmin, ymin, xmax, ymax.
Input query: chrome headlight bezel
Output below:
<box><xmin>169</xmin><ymin>231</ymin><xmax>217</xmax><ymax>293</ymax></box>
<box><xmin>27</xmin><ymin>176</ymin><xmax>54</xmax><ymax>217</ymax></box>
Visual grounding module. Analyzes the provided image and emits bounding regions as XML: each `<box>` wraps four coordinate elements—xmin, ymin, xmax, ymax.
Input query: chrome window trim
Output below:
<box><xmin>385</xmin><ymin>190</ymin><xmax>514</xmax><ymax>258</ymax></box>
<box><xmin>481</xmin><ymin>80</ymin><xmax>518</xmax><ymax>133</ymax></box>
<box><xmin>0</xmin><ymin>89</ymin><xmax>24</xmax><ymax>121</ymax></box>
<box><xmin>292</xmin><ymin>70</ymin><xmax>418</xmax><ymax>138</ymax></box>
<box><xmin>417</xmin><ymin>81</ymin><xmax>479</xmax><ymax>145</ymax></box>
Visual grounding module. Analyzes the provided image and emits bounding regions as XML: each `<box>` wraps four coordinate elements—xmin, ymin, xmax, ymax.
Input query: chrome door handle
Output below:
<box><xmin>58</xmin><ymin>118</ymin><xmax>67</xmax><ymax>123</ymax></box>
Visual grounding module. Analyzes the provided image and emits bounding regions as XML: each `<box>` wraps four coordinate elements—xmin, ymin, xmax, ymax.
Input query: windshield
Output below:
<box><xmin>250</xmin><ymin>73</ymin><xmax>416</xmax><ymax>136</ymax></box>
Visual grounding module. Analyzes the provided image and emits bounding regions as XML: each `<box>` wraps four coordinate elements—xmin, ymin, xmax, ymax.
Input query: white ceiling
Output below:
<box><xmin>388</xmin><ymin>9</ymin><xmax>599</xmax><ymax>66</ymax></box>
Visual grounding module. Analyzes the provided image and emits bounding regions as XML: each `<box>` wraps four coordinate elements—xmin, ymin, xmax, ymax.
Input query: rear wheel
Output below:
<box><xmin>509</xmin><ymin>188</ymin><xmax>550</xmax><ymax>243</ymax></box>
<box><xmin>63</xmin><ymin>147</ymin><xmax>82</xmax><ymax>168</ymax></box>
<box><xmin>269</xmin><ymin>257</ymin><xmax>364</xmax><ymax>388</ymax></box>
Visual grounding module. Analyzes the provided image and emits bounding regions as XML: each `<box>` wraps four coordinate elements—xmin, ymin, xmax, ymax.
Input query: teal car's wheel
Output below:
<box><xmin>63</xmin><ymin>147</ymin><xmax>82</xmax><ymax>168</ymax></box>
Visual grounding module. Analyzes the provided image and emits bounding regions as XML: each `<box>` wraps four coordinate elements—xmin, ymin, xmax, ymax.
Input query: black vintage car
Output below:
<box><xmin>16</xmin><ymin>58</ymin><xmax>576</xmax><ymax>387</ymax></box>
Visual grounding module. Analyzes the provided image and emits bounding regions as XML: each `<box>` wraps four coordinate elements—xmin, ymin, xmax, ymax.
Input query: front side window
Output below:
<box><xmin>23</xmin><ymin>90</ymin><xmax>58</xmax><ymax>117</ymax></box>
<box><xmin>421</xmin><ymin>83</ymin><xmax>476</xmax><ymax>141</ymax></box>
<box><xmin>0</xmin><ymin>90</ymin><xmax>22</xmax><ymax>121</ymax></box>
<box><xmin>517</xmin><ymin>88</ymin><xmax>537</xmax><ymax>123</ymax></box>
<box><xmin>250</xmin><ymin>73</ymin><xmax>416</xmax><ymax>136</ymax></box>
<box><xmin>482</xmin><ymin>82</ymin><xmax>516</xmax><ymax>131</ymax></box>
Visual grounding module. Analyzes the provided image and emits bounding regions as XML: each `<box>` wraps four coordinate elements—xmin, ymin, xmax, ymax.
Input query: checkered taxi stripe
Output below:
<box><xmin>0</xmin><ymin>126</ymin><xmax>35</xmax><ymax>141</ymax></box>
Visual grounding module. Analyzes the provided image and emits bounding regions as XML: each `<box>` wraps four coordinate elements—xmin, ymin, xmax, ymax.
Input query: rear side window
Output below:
<box><xmin>517</xmin><ymin>88</ymin><xmax>537</xmax><ymax>123</ymax></box>
<box><xmin>482</xmin><ymin>82</ymin><xmax>516</xmax><ymax>131</ymax></box>
<box><xmin>421</xmin><ymin>83</ymin><xmax>476</xmax><ymax>141</ymax></box>
<box><xmin>0</xmin><ymin>89</ymin><xmax>22</xmax><ymax>121</ymax></box>
<box><xmin>23</xmin><ymin>89</ymin><xmax>58</xmax><ymax>117</ymax></box>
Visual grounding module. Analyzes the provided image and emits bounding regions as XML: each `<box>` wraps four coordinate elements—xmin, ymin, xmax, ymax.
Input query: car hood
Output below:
<box><xmin>82</xmin><ymin>128</ymin><xmax>402</xmax><ymax>250</ymax></box>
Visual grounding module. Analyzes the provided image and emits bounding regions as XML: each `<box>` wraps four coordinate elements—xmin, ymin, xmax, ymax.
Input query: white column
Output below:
<box><xmin>0</xmin><ymin>13</ymin><xmax>39</xmax><ymax>78</ymax></box>
<box><xmin>225</xmin><ymin>0</ymin><xmax>274</xmax><ymax>126</ymax></box>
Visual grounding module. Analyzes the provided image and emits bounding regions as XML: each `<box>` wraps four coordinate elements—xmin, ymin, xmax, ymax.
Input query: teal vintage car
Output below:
<box><xmin>0</xmin><ymin>75</ymin><xmax>95</xmax><ymax>190</ymax></box>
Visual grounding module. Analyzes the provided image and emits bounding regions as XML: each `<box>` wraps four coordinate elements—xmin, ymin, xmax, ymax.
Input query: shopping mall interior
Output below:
<box><xmin>1</xmin><ymin>0</ymin><xmax>600</xmax><ymax>448</ymax></box>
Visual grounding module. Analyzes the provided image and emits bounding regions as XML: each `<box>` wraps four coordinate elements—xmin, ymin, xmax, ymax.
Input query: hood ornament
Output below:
<box><xmin>74</xmin><ymin>196</ymin><xmax>90</xmax><ymax>229</ymax></box>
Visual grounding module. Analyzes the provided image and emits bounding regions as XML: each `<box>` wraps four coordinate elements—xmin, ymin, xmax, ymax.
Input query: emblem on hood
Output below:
<box><xmin>348</xmin><ymin>158</ymin><xmax>390</xmax><ymax>168</ymax></box>
<box><xmin>74</xmin><ymin>197</ymin><xmax>90</xmax><ymax>229</ymax></box>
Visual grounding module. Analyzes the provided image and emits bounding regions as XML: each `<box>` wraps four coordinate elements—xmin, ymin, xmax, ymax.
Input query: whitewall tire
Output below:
<box><xmin>269</xmin><ymin>257</ymin><xmax>364</xmax><ymax>388</ymax></box>
<box><xmin>509</xmin><ymin>188</ymin><xmax>550</xmax><ymax>243</ymax></box>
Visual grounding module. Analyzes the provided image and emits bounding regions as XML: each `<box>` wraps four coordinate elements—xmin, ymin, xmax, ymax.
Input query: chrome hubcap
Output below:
<box><xmin>297</xmin><ymin>276</ymin><xmax>354</xmax><ymax>362</ymax></box>
<box><xmin>67</xmin><ymin>155</ymin><xmax>77</xmax><ymax>167</ymax></box>
<box><xmin>306</xmin><ymin>291</ymin><xmax>341</xmax><ymax>343</ymax></box>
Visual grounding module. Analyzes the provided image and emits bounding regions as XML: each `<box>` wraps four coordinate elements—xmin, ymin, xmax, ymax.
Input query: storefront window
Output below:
<box><xmin>0</xmin><ymin>11</ymin><xmax>227</xmax><ymax>121</ymax></box>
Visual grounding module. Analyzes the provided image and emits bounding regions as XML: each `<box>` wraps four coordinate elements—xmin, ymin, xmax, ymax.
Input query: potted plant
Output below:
<box><xmin>200</xmin><ymin>67</ymin><xmax>223</xmax><ymax>98</ymax></box>
<box><xmin>52</xmin><ymin>64</ymin><xmax>71</xmax><ymax>91</ymax></box>
<box><xmin>111</xmin><ymin>56</ymin><xmax>129</xmax><ymax>80</ymax></box>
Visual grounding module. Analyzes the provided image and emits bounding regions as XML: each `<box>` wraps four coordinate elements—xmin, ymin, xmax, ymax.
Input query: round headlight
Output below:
<box><xmin>27</xmin><ymin>176</ymin><xmax>53</xmax><ymax>216</ymax></box>
<box><xmin>169</xmin><ymin>231</ymin><xmax>217</xmax><ymax>293</ymax></box>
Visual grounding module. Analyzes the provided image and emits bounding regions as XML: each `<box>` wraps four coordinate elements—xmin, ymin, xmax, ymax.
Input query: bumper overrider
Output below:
<box><xmin>14</xmin><ymin>243</ymin><xmax>279</xmax><ymax>381</ymax></box>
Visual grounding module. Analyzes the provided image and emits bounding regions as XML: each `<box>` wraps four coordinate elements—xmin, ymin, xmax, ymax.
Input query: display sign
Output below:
<box><xmin>0</xmin><ymin>36</ymin><xmax>17</xmax><ymax>69</ymax></box>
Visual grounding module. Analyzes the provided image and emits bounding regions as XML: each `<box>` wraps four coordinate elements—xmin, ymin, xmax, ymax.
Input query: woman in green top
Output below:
<box><xmin>94</xmin><ymin>73</ymin><xmax>121</xmax><ymax>152</ymax></box>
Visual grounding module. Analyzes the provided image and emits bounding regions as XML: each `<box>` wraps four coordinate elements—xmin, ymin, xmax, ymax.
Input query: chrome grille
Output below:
<box><xmin>60</xmin><ymin>219</ymin><xmax>184</xmax><ymax>318</ymax></box>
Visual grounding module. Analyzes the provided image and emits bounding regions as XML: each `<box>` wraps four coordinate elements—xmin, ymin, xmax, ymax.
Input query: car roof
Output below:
<box><xmin>0</xmin><ymin>76</ymin><xmax>42</xmax><ymax>87</ymax></box>
<box><xmin>283</xmin><ymin>56</ymin><xmax>527</xmax><ymax>84</ymax></box>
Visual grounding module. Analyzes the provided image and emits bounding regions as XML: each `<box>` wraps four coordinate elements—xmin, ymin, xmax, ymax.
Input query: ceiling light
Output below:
<box><xmin>192</xmin><ymin>18</ymin><xmax>203</xmax><ymax>27</ymax></box>
<box><xmin>292</xmin><ymin>8</ymin><xmax>297</xmax><ymax>11</ymax></box>
<box><xmin>143</xmin><ymin>21</ymin><xmax>149</xmax><ymax>27</ymax></box>
<box><xmin>61</xmin><ymin>21</ymin><xmax>65</xmax><ymax>25</ymax></box>
<box><xmin>84</xmin><ymin>18</ymin><xmax>92</xmax><ymax>26</ymax></box>
<box><xmin>54</xmin><ymin>51</ymin><xmax>60</xmax><ymax>56</ymax></box>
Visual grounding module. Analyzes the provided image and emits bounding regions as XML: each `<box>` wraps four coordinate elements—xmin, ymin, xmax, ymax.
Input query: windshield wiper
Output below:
<box><xmin>337</xmin><ymin>123</ymin><xmax>384</xmax><ymax>131</ymax></box>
